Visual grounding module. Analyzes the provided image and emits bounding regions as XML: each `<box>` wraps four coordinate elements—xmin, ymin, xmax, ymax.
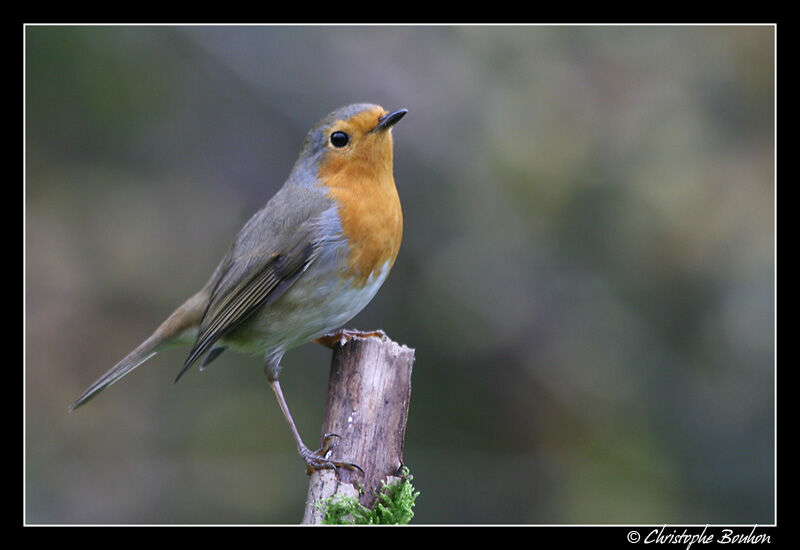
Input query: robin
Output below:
<box><xmin>70</xmin><ymin>103</ymin><xmax>407</xmax><ymax>473</ymax></box>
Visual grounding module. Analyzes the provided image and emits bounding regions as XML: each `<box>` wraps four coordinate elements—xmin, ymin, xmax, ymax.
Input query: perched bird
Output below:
<box><xmin>70</xmin><ymin>103</ymin><xmax>407</xmax><ymax>473</ymax></box>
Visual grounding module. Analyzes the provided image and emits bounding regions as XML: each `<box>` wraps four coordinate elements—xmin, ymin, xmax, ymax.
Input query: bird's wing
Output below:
<box><xmin>176</xmin><ymin>235</ymin><xmax>318</xmax><ymax>382</ymax></box>
<box><xmin>176</xmin><ymin>185</ymin><xmax>334</xmax><ymax>382</ymax></box>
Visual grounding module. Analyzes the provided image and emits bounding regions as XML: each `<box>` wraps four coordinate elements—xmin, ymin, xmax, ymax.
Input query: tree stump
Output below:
<box><xmin>301</xmin><ymin>331</ymin><xmax>415</xmax><ymax>524</ymax></box>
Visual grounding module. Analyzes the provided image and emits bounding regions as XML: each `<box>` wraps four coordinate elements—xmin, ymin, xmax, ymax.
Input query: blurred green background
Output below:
<box><xmin>24</xmin><ymin>25</ymin><xmax>774</xmax><ymax>525</ymax></box>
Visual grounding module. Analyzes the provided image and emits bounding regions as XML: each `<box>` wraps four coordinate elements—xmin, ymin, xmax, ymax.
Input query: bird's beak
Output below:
<box><xmin>374</xmin><ymin>108</ymin><xmax>408</xmax><ymax>132</ymax></box>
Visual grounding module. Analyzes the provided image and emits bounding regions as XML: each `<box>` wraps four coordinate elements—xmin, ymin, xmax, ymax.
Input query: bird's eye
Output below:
<box><xmin>330</xmin><ymin>131</ymin><xmax>349</xmax><ymax>148</ymax></box>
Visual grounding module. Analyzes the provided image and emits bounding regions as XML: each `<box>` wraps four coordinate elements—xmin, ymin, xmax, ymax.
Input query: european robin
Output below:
<box><xmin>70</xmin><ymin>103</ymin><xmax>407</xmax><ymax>473</ymax></box>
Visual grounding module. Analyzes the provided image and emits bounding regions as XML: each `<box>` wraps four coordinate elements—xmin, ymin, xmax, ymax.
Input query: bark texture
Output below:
<box><xmin>301</xmin><ymin>332</ymin><xmax>415</xmax><ymax>524</ymax></box>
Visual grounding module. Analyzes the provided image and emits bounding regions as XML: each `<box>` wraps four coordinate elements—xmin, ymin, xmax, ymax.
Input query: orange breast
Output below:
<box><xmin>318</xmin><ymin>141</ymin><xmax>403</xmax><ymax>287</ymax></box>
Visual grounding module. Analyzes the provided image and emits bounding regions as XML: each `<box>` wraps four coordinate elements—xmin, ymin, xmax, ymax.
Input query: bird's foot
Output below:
<box><xmin>300</xmin><ymin>433</ymin><xmax>364</xmax><ymax>476</ymax></box>
<box><xmin>313</xmin><ymin>328</ymin><xmax>387</xmax><ymax>349</ymax></box>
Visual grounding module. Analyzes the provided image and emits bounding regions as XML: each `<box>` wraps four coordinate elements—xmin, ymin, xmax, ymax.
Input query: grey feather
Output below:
<box><xmin>175</xmin><ymin>182</ymin><xmax>334</xmax><ymax>383</ymax></box>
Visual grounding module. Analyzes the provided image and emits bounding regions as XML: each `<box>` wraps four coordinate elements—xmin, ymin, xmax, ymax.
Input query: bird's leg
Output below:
<box><xmin>268</xmin><ymin>378</ymin><xmax>364</xmax><ymax>476</ymax></box>
<box><xmin>313</xmin><ymin>328</ymin><xmax>387</xmax><ymax>349</ymax></box>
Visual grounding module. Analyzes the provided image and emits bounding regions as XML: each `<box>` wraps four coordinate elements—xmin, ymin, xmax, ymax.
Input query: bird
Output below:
<box><xmin>69</xmin><ymin>103</ymin><xmax>407</xmax><ymax>474</ymax></box>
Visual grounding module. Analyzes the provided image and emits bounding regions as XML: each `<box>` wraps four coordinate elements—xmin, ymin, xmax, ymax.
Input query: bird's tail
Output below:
<box><xmin>69</xmin><ymin>291</ymin><xmax>207</xmax><ymax>412</ymax></box>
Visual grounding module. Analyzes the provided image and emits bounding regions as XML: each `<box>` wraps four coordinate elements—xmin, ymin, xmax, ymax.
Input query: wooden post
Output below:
<box><xmin>301</xmin><ymin>332</ymin><xmax>415</xmax><ymax>524</ymax></box>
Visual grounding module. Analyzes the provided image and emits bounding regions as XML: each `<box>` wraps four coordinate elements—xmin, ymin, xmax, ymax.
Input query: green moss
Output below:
<box><xmin>319</xmin><ymin>468</ymin><xmax>419</xmax><ymax>525</ymax></box>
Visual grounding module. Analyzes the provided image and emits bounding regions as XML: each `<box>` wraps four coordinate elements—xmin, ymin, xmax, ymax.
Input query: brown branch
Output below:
<box><xmin>301</xmin><ymin>331</ymin><xmax>415</xmax><ymax>524</ymax></box>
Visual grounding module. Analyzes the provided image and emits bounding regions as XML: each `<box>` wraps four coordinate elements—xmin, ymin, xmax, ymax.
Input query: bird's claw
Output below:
<box><xmin>300</xmin><ymin>433</ymin><xmax>364</xmax><ymax>476</ymax></box>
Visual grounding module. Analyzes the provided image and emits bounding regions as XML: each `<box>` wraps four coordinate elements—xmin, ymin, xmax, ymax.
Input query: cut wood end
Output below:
<box><xmin>340</xmin><ymin>329</ymin><xmax>415</xmax><ymax>355</ymax></box>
